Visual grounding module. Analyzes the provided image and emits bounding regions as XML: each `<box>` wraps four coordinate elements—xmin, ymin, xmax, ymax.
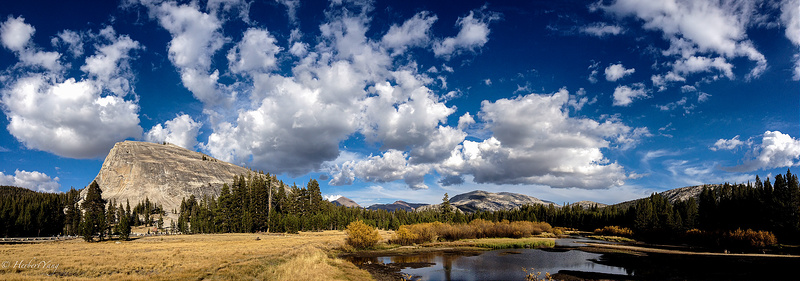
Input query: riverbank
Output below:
<box><xmin>582</xmin><ymin>242</ymin><xmax>800</xmax><ymax>257</ymax></box>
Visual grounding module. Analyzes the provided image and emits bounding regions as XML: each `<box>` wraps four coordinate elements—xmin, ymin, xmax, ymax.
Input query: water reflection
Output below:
<box><xmin>356</xmin><ymin>249</ymin><xmax>629</xmax><ymax>281</ymax></box>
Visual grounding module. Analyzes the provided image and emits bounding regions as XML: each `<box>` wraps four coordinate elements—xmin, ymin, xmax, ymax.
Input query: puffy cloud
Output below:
<box><xmin>612</xmin><ymin>83</ymin><xmax>649</xmax><ymax>106</ymax></box>
<box><xmin>672</xmin><ymin>55</ymin><xmax>734</xmax><ymax>79</ymax></box>
<box><xmin>604</xmin><ymin>63</ymin><xmax>635</xmax><ymax>81</ymax></box>
<box><xmin>581</xmin><ymin>23</ymin><xmax>624</xmax><ymax>37</ymax></box>
<box><xmin>0</xmin><ymin>24</ymin><xmax>143</xmax><ymax>159</ymax></box>
<box><xmin>433</xmin><ymin>7</ymin><xmax>500</xmax><ymax>59</ymax></box>
<box><xmin>437</xmin><ymin>89</ymin><xmax>641</xmax><ymax>189</ymax></box>
<box><xmin>0</xmin><ymin>16</ymin><xmax>35</xmax><ymax>51</ymax></box>
<box><xmin>457</xmin><ymin>113</ymin><xmax>476</xmax><ymax>130</ymax></box>
<box><xmin>52</xmin><ymin>30</ymin><xmax>84</xmax><ymax>58</ymax></box>
<box><xmin>725</xmin><ymin>131</ymin><xmax>800</xmax><ymax>172</ymax></box>
<box><xmin>149</xmin><ymin>2</ymin><xmax>229</xmax><ymax>107</ymax></box>
<box><xmin>381</xmin><ymin>11</ymin><xmax>437</xmax><ymax>55</ymax></box>
<box><xmin>227</xmin><ymin>28</ymin><xmax>281</xmax><ymax>75</ymax></box>
<box><xmin>145</xmin><ymin>114</ymin><xmax>202</xmax><ymax>149</ymax></box>
<box><xmin>80</xmin><ymin>27</ymin><xmax>141</xmax><ymax>95</ymax></box>
<box><xmin>128</xmin><ymin>2</ymin><xmax>641</xmax><ymax>191</ymax></box>
<box><xmin>711</xmin><ymin>135</ymin><xmax>743</xmax><ymax>151</ymax></box>
<box><xmin>599</xmin><ymin>0</ymin><xmax>767</xmax><ymax>81</ymax></box>
<box><xmin>361</xmin><ymin>78</ymin><xmax>455</xmax><ymax>151</ymax></box>
<box><xmin>651</xmin><ymin>71</ymin><xmax>685</xmax><ymax>91</ymax></box>
<box><xmin>3</xmin><ymin>76</ymin><xmax>142</xmax><ymax>158</ymax></box>
<box><xmin>409</xmin><ymin>126</ymin><xmax>466</xmax><ymax>164</ymax></box>
<box><xmin>331</xmin><ymin>150</ymin><xmax>431</xmax><ymax>189</ymax></box>
<box><xmin>0</xmin><ymin>170</ymin><xmax>60</xmax><ymax>193</ymax></box>
<box><xmin>0</xmin><ymin>17</ymin><xmax>62</xmax><ymax>72</ymax></box>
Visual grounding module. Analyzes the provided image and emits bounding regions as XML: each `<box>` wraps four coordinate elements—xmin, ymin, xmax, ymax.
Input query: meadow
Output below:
<box><xmin>0</xmin><ymin>231</ymin><xmax>375</xmax><ymax>281</ymax></box>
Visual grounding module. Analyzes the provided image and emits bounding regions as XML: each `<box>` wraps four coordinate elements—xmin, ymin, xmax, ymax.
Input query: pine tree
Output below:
<box><xmin>116</xmin><ymin>203</ymin><xmax>131</xmax><ymax>240</ymax></box>
<box><xmin>80</xmin><ymin>181</ymin><xmax>106</xmax><ymax>242</ymax></box>
<box><xmin>440</xmin><ymin>193</ymin><xmax>453</xmax><ymax>222</ymax></box>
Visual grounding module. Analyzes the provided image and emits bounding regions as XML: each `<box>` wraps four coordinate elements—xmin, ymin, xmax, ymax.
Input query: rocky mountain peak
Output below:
<box><xmin>81</xmin><ymin>141</ymin><xmax>252</xmax><ymax>221</ymax></box>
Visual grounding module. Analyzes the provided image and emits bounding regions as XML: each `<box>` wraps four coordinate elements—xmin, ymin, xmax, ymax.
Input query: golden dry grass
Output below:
<box><xmin>0</xmin><ymin>231</ymin><xmax>374</xmax><ymax>281</ymax></box>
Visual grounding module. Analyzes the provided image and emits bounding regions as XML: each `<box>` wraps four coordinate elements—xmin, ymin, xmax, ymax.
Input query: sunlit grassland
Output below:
<box><xmin>0</xmin><ymin>231</ymin><xmax>374</xmax><ymax>281</ymax></box>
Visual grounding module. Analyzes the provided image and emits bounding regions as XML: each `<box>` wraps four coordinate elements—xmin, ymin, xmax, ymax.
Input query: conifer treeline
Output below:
<box><xmin>0</xmin><ymin>186</ymin><xmax>70</xmax><ymax>237</ymax></box>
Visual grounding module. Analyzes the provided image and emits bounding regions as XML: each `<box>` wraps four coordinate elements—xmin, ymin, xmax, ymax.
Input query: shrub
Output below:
<box><xmin>390</xmin><ymin>219</ymin><xmax>553</xmax><ymax>245</ymax></box>
<box><xmin>345</xmin><ymin>220</ymin><xmax>381</xmax><ymax>249</ymax></box>
<box><xmin>725</xmin><ymin>228</ymin><xmax>776</xmax><ymax>249</ymax></box>
<box><xmin>593</xmin><ymin>226</ymin><xmax>634</xmax><ymax>237</ymax></box>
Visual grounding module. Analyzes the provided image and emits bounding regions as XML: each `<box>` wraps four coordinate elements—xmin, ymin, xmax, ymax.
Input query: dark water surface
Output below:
<box><xmin>347</xmin><ymin>237</ymin><xmax>800</xmax><ymax>281</ymax></box>
<box><xmin>379</xmin><ymin>248</ymin><xmax>629</xmax><ymax>280</ymax></box>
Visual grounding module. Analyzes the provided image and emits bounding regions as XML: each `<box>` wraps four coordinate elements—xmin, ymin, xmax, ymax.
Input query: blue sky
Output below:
<box><xmin>0</xmin><ymin>0</ymin><xmax>798</xmax><ymax>206</ymax></box>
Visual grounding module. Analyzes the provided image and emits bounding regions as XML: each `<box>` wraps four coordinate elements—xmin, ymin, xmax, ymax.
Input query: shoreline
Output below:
<box><xmin>581</xmin><ymin>242</ymin><xmax>800</xmax><ymax>258</ymax></box>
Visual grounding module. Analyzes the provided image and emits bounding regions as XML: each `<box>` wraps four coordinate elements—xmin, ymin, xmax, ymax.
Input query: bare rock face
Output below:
<box><xmin>81</xmin><ymin>141</ymin><xmax>252</xmax><ymax>220</ymax></box>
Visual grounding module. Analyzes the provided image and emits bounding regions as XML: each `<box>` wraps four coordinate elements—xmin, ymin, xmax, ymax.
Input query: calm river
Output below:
<box><xmin>374</xmin><ymin>248</ymin><xmax>628</xmax><ymax>280</ymax></box>
<box><xmin>346</xmin><ymin>237</ymin><xmax>800</xmax><ymax>280</ymax></box>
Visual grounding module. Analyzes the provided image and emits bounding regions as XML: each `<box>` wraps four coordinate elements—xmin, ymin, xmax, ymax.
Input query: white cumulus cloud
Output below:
<box><xmin>711</xmin><ymin>135</ymin><xmax>743</xmax><ymax>151</ymax></box>
<box><xmin>604</xmin><ymin>63</ymin><xmax>635</xmax><ymax>81</ymax></box>
<box><xmin>145</xmin><ymin>114</ymin><xmax>202</xmax><ymax>149</ymax></box>
<box><xmin>381</xmin><ymin>11</ymin><xmax>437</xmax><ymax>55</ymax></box>
<box><xmin>599</xmin><ymin>0</ymin><xmax>768</xmax><ymax>82</ymax></box>
<box><xmin>725</xmin><ymin>131</ymin><xmax>800</xmax><ymax>172</ymax></box>
<box><xmin>0</xmin><ymin>20</ymin><xmax>143</xmax><ymax>159</ymax></box>
<box><xmin>227</xmin><ymin>28</ymin><xmax>281</xmax><ymax>75</ymax></box>
<box><xmin>612</xmin><ymin>83</ymin><xmax>649</xmax><ymax>106</ymax></box>
<box><xmin>436</xmin><ymin>89</ymin><xmax>643</xmax><ymax>189</ymax></box>
<box><xmin>433</xmin><ymin>6</ymin><xmax>500</xmax><ymax>59</ymax></box>
<box><xmin>0</xmin><ymin>170</ymin><xmax>60</xmax><ymax>193</ymax></box>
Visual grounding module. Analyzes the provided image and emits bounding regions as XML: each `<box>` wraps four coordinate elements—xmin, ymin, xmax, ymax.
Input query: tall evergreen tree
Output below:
<box><xmin>80</xmin><ymin>181</ymin><xmax>106</xmax><ymax>242</ymax></box>
<box><xmin>116</xmin><ymin>203</ymin><xmax>131</xmax><ymax>240</ymax></box>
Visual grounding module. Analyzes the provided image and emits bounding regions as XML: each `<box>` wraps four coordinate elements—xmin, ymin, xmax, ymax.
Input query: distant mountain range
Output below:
<box><xmin>366</xmin><ymin>201</ymin><xmax>428</xmax><ymax>212</ymax></box>
<box><xmin>613</xmin><ymin>184</ymin><xmax>722</xmax><ymax>209</ymax></box>
<box><xmin>330</xmin><ymin>185</ymin><xmax>715</xmax><ymax>214</ymax></box>
<box><xmin>334</xmin><ymin>190</ymin><xmax>577</xmax><ymax>213</ymax></box>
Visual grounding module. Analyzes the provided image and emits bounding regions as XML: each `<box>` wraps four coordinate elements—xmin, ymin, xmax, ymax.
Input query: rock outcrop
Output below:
<box><xmin>81</xmin><ymin>141</ymin><xmax>252</xmax><ymax>221</ymax></box>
